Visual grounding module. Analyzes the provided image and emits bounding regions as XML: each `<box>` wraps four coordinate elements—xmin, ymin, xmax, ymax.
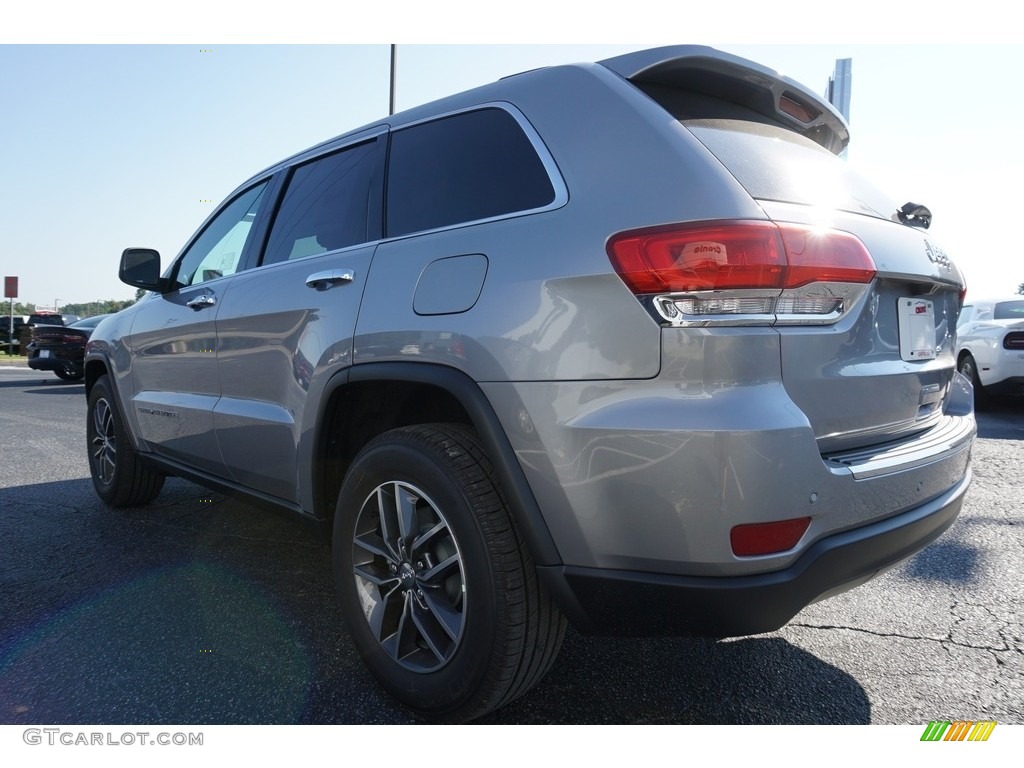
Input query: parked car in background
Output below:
<box><xmin>956</xmin><ymin>297</ymin><xmax>1024</xmax><ymax>401</ymax></box>
<box><xmin>3</xmin><ymin>316</ymin><xmax>28</xmax><ymax>350</ymax></box>
<box><xmin>85</xmin><ymin>45</ymin><xmax>974</xmax><ymax>721</ymax></box>
<box><xmin>27</xmin><ymin>314</ymin><xmax>110</xmax><ymax>380</ymax></box>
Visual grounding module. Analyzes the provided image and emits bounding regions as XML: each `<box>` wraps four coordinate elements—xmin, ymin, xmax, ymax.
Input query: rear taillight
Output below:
<box><xmin>607</xmin><ymin>220</ymin><xmax>877</xmax><ymax>327</ymax></box>
<box><xmin>1005</xmin><ymin>332</ymin><xmax>1024</xmax><ymax>350</ymax></box>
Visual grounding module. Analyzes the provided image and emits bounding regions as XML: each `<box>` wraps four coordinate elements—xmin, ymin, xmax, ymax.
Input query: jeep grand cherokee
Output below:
<box><xmin>85</xmin><ymin>46</ymin><xmax>975</xmax><ymax>721</ymax></box>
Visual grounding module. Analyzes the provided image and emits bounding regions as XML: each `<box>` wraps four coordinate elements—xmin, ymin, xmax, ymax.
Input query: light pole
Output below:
<box><xmin>389</xmin><ymin>44</ymin><xmax>396</xmax><ymax>116</ymax></box>
<box><xmin>55</xmin><ymin>299</ymin><xmax>60</xmax><ymax>313</ymax></box>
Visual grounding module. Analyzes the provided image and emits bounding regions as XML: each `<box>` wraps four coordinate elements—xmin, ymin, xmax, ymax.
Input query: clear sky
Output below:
<box><xmin>3</xmin><ymin>7</ymin><xmax>1022</xmax><ymax>309</ymax></box>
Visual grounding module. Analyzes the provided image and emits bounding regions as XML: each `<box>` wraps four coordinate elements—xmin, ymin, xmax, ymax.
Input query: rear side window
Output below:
<box><xmin>262</xmin><ymin>140</ymin><xmax>378</xmax><ymax>266</ymax></box>
<box><xmin>386</xmin><ymin>108</ymin><xmax>556</xmax><ymax>238</ymax></box>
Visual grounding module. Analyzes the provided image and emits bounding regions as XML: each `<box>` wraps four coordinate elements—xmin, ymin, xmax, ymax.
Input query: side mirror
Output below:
<box><xmin>120</xmin><ymin>248</ymin><xmax>166</xmax><ymax>292</ymax></box>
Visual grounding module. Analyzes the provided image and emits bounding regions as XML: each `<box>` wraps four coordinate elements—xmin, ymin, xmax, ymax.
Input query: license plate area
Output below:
<box><xmin>897</xmin><ymin>297</ymin><xmax>936</xmax><ymax>361</ymax></box>
<box><xmin>39</xmin><ymin>349</ymin><xmax>50</xmax><ymax>358</ymax></box>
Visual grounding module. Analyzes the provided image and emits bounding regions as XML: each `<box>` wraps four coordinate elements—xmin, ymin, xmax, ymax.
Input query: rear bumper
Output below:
<box><xmin>539</xmin><ymin>470</ymin><xmax>970</xmax><ymax>637</ymax></box>
<box><xmin>27</xmin><ymin>355</ymin><xmax>79</xmax><ymax>373</ymax></box>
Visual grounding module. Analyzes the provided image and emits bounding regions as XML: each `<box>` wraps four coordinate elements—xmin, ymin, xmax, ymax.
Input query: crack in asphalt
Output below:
<box><xmin>787</xmin><ymin>621</ymin><xmax>1016</xmax><ymax>655</ymax></box>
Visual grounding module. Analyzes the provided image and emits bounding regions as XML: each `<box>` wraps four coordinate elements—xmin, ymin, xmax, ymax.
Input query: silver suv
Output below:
<box><xmin>85</xmin><ymin>46</ymin><xmax>975</xmax><ymax>721</ymax></box>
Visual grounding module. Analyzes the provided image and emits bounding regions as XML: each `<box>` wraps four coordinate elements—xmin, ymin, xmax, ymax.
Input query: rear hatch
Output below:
<box><xmin>601</xmin><ymin>47</ymin><xmax>966</xmax><ymax>453</ymax></box>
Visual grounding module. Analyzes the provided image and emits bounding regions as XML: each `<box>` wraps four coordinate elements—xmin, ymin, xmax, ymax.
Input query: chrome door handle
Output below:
<box><xmin>306</xmin><ymin>269</ymin><xmax>355</xmax><ymax>290</ymax></box>
<box><xmin>186</xmin><ymin>295</ymin><xmax>216</xmax><ymax>310</ymax></box>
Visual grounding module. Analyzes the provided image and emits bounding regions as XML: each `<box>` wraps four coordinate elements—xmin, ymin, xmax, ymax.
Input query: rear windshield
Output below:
<box><xmin>994</xmin><ymin>300</ymin><xmax>1024</xmax><ymax>320</ymax></box>
<box><xmin>683</xmin><ymin>119</ymin><xmax>898</xmax><ymax>220</ymax></box>
<box><xmin>29</xmin><ymin>315</ymin><xmax>63</xmax><ymax>326</ymax></box>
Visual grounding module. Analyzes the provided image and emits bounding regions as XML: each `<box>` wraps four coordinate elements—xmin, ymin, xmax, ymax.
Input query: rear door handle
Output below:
<box><xmin>186</xmin><ymin>295</ymin><xmax>216</xmax><ymax>310</ymax></box>
<box><xmin>306</xmin><ymin>269</ymin><xmax>355</xmax><ymax>290</ymax></box>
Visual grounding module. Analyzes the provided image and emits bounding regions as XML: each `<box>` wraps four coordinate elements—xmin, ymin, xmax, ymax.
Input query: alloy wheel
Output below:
<box><xmin>351</xmin><ymin>481</ymin><xmax>466</xmax><ymax>672</ymax></box>
<box><xmin>91</xmin><ymin>397</ymin><xmax>117</xmax><ymax>485</ymax></box>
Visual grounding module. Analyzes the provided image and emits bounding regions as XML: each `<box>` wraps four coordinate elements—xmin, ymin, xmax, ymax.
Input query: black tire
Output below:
<box><xmin>87</xmin><ymin>374</ymin><xmax>165</xmax><ymax>507</ymax></box>
<box><xmin>958</xmin><ymin>353</ymin><xmax>988</xmax><ymax>408</ymax></box>
<box><xmin>55</xmin><ymin>367</ymin><xmax>83</xmax><ymax>381</ymax></box>
<box><xmin>333</xmin><ymin>423</ymin><xmax>565</xmax><ymax>722</ymax></box>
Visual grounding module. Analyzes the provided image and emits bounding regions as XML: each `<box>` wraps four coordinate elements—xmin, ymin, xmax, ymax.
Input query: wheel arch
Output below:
<box><xmin>312</xmin><ymin>362</ymin><xmax>562</xmax><ymax>567</ymax></box>
<box><xmin>84</xmin><ymin>355</ymin><xmax>110</xmax><ymax>397</ymax></box>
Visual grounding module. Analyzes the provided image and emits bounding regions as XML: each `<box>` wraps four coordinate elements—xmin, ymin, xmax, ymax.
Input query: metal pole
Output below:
<box><xmin>389</xmin><ymin>44</ymin><xmax>397</xmax><ymax>116</ymax></box>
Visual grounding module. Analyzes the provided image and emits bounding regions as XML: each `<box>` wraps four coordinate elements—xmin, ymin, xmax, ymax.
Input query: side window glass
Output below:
<box><xmin>174</xmin><ymin>183</ymin><xmax>268</xmax><ymax>288</ymax></box>
<box><xmin>386</xmin><ymin>108</ymin><xmax>556</xmax><ymax>238</ymax></box>
<box><xmin>262</xmin><ymin>140</ymin><xmax>378</xmax><ymax>266</ymax></box>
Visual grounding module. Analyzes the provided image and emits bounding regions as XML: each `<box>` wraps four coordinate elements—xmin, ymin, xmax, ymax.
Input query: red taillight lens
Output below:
<box><xmin>776</xmin><ymin>225</ymin><xmax>876</xmax><ymax>287</ymax></box>
<box><xmin>608</xmin><ymin>221</ymin><xmax>876</xmax><ymax>294</ymax></box>
<box><xmin>730</xmin><ymin>517</ymin><xmax>812</xmax><ymax>557</ymax></box>
<box><xmin>608</xmin><ymin>221</ymin><xmax>786</xmax><ymax>293</ymax></box>
<box><xmin>61</xmin><ymin>335</ymin><xmax>86</xmax><ymax>344</ymax></box>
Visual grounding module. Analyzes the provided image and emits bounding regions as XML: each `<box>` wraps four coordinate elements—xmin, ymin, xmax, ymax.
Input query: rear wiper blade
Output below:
<box><xmin>897</xmin><ymin>202</ymin><xmax>932</xmax><ymax>229</ymax></box>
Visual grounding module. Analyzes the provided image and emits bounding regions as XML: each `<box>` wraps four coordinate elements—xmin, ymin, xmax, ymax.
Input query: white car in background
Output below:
<box><xmin>957</xmin><ymin>297</ymin><xmax>1024</xmax><ymax>401</ymax></box>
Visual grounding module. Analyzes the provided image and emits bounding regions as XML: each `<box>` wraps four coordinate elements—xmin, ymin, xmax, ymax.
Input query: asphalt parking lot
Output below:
<box><xmin>0</xmin><ymin>366</ymin><xmax>1021</xmax><ymax>725</ymax></box>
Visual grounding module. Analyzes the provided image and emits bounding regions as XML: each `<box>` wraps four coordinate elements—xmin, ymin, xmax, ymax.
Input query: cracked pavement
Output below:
<box><xmin>0</xmin><ymin>367</ymin><xmax>1020</xmax><ymax>724</ymax></box>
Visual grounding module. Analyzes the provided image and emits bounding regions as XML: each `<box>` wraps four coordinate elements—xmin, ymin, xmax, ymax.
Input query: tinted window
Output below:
<box><xmin>994</xmin><ymin>300</ymin><xmax>1024</xmax><ymax>320</ymax></box>
<box><xmin>685</xmin><ymin>119</ymin><xmax>897</xmax><ymax>220</ymax></box>
<box><xmin>29</xmin><ymin>314</ymin><xmax>63</xmax><ymax>326</ymax></box>
<box><xmin>175</xmin><ymin>182</ymin><xmax>268</xmax><ymax>288</ymax></box>
<box><xmin>70</xmin><ymin>315</ymin><xmax>109</xmax><ymax>329</ymax></box>
<box><xmin>262</xmin><ymin>140</ymin><xmax>378</xmax><ymax>265</ymax></box>
<box><xmin>386</xmin><ymin>108</ymin><xmax>555</xmax><ymax>237</ymax></box>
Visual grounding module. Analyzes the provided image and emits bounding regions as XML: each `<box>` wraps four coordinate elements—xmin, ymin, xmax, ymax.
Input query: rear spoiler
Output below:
<box><xmin>599</xmin><ymin>46</ymin><xmax>850</xmax><ymax>155</ymax></box>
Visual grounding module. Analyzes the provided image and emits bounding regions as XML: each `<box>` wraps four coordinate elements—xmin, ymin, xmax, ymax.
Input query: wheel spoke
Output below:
<box><xmin>411</xmin><ymin>520</ymin><xmax>447</xmax><ymax>555</ymax></box>
<box><xmin>410</xmin><ymin>599</ymin><xmax>454</xmax><ymax>663</ymax></box>
<box><xmin>375</xmin><ymin>486</ymin><xmax>402</xmax><ymax>562</ymax></box>
<box><xmin>394</xmin><ymin>483</ymin><xmax>420</xmax><ymax>548</ymax></box>
<box><xmin>391</xmin><ymin>593</ymin><xmax>423</xmax><ymax>663</ymax></box>
<box><xmin>353</xmin><ymin>561</ymin><xmax>401</xmax><ymax>588</ymax></box>
<box><xmin>353</xmin><ymin>531</ymin><xmax>395</xmax><ymax>563</ymax></box>
<box><xmin>419</xmin><ymin>587</ymin><xmax>464</xmax><ymax>642</ymax></box>
<box><xmin>367</xmin><ymin>581</ymin><xmax>405</xmax><ymax>642</ymax></box>
<box><xmin>418</xmin><ymin>553</ymin><xmax>460</xmax><ymax>586</ymax></box>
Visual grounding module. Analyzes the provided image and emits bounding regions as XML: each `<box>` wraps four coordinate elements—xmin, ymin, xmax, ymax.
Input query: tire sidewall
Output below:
<box><xmin>333</xmin><ymin>433</ymin><xmax>501</xmax><ymax>718</ymax></box>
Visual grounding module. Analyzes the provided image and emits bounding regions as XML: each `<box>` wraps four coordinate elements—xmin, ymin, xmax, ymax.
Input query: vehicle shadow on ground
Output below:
<box><xmin>0</xmin><ymin>477</ymin><xmax>870</xmax><ymax>725</ymax></box>
<box><xmin>23</xmin><ymin>385</ymin><xmax>85</xmax><ymax>396</ymax></box>
<box><xmin>975</xmin><ymin>398</ymin><xmax>1024</xmax><ymax>440</ymax></box>
<box><xmin>482</xmin><ymin>632</ymin><xmax>869</xmax><ymax>724</ymax></box>
<box><xmin>0</xmin><ymin>378</ymin><xmax>81</xmax><ymax>390</ymax></box>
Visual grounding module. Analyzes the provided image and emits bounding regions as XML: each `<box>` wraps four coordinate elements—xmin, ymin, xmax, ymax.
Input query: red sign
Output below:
<box><xmin>3</xmin><ymin>276</ymin><xmax>16</xmax><ymax>299</ymax></box>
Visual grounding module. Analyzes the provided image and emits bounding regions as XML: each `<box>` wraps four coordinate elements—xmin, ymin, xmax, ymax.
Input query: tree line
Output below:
<box><xmin>8</xmin><ymin>290</ymin><xmax>146</xmax><ymax>318</ymax></box>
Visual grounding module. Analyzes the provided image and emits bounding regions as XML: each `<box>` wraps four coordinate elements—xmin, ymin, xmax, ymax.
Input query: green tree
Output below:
<box><xmin>61</xmin><ymin>299</ymin><xmax>138</xmax><ymax>317</ymax></box>
<box><xmin>1018</xmin><ymin>283</ymin><xmax>1024</xmax><ymax>295</ymax></box>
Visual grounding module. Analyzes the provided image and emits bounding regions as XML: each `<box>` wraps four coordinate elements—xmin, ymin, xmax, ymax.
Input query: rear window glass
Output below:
<box><xmin>29</xmin><ymin>314</ymin><xmax>63</xmax><ymax>326</ymax></box>
<box><xmin>684</xmin><ymin>119</ymin><xmax>898</xmax><ymax>220</ymax></box>
<box><xmin>994</xmin><ymin>300</ymin><xmax>1024</xmax><ymax>320</ymax></box>
<box><xmin>386</xmin><ymin>108</ymin><xmax>555</xmax><ymax>238</ymax></box>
